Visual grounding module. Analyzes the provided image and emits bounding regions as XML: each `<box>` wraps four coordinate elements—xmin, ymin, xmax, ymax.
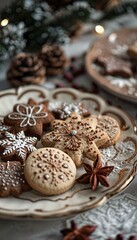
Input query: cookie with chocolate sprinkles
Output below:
<box><xmin>24</xmin><ymin>148</ymin><xmax>76</xmax><ymax>196</ymax></box>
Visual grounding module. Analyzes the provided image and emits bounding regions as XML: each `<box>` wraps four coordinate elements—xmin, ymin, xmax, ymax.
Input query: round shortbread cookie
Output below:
<box><xmin>24</xmin><ymin>148</ymin><xmax>76</xmax><ymax>196</ymax></box>
<box><xmin>97</xmin><ymin>115</ymin><xmax>120</xmax><ymax>147</ymax></box>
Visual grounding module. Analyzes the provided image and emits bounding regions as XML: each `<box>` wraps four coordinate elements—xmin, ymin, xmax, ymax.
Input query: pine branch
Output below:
<box><xmin>0</xmin><ymin>0</ymin><xmax>135</xmax><ymax>60</ymax></box>
<box><xmin>0</xmin><ymin>0</ymin><xmax>53</xmax><ymax>27</ymax></box>
<box><xmin>76</xmin><ymin>0</ymin><xmax>96</xmax><ymax>8</ymax></box>
<box><xmin>24</xmin><ymin>3</ymin><xmax>91</xmax><ymax>50</ymax></box>
<box><xmin>52</xmin><ymin>4</ymin><xmax>91</xmax><ymax>31</ymax></box>
<box><xmin>99</xmin><ymin>1</ymin><xmax>137</xmax><ymax>21</ymax></box>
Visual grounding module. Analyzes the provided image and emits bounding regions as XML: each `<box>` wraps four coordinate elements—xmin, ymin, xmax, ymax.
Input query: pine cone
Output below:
<box><xmin>39</xmin><ymin>45</ymin><xmax>68</xmax><ymax>76</ymax></box>
<box><xmin>7</xmin><ymin>53</ymin><xmax>46</xmax><ymax>87</ymax></box>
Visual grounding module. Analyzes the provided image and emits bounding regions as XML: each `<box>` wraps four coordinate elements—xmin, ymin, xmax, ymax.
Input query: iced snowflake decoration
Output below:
<box><xmin>0</xmin><ymin>131</ymin><xmax>37</xmax><ymax>162</ymax></box>
<box><xmin>0</xmin><ymin>122</ymin><xmax>11</xmax><ymax>134</ymax></box>
<box><xmin>0</xmin><ymin>125</ymin><xmax>9</xmax><ymax>132</ymax></box>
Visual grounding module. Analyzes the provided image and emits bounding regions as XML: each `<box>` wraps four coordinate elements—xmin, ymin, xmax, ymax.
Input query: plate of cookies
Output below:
<box><xmin>0</xmin><ymin>85</ymin><xmax>137</xmax><ymax>219</ymax></box>
<box><xmin>85</xmin><ymin>28</ymin><xmax>137</xmax><ymax>102</ymax></box>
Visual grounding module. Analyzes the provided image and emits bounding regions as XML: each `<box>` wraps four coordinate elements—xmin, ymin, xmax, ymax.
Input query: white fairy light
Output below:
<box><xmin>95</xmin><ymin>25</ymin><xmax>104</xmax><ymax>34</ymax></box>
<box><xmin>1</xmin><ymin>19</ymin><xmax>9</xmax><ymax>27</ymax></box>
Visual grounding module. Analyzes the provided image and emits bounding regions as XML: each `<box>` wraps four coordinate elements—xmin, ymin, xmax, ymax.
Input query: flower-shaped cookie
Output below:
<box><xmin>41</xmin><ymin>113</ymin><xmax>110</xmax><ymax>167</ymax></box>
<box><xmin>4</xmin><ymin>99</ymin><xmax>54</xmax><ymax>139</ymax></box>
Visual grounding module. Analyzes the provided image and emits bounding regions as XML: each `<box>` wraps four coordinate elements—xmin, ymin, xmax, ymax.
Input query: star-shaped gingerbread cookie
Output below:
<box><xmin>4</xmin><ymin>98</ymin><xmax>54</xmax><ymax>139</ymax></box>
<box><xmin>41</xmin><ymin>113</ymin><xmax>110</xmax><ymax>167</ymax></box>
<box><xmin>96</xmin><ymin>55</ymin><xmax>132</xmax><ymax>78</ymax></box>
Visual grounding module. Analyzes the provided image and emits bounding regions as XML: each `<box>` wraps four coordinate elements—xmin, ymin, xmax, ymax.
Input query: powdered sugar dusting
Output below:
<box><xmin>100</xmin><ymin>140</ymin><xmax>136</xmax><ymax>173</ymax></box>
<box><xmin>111</xmin><ymin>44</ymin><xmax>128</xmax><ymax>57</ymax></box>
<box><xmin>48</xmin><ymin>101</ymin><xmax>62</xmax><ymax>111</ymax></box>
<box><xmin>106</xmin><ymin>76</ymin><xmax>137</xmax><ymax>97</ymax></box>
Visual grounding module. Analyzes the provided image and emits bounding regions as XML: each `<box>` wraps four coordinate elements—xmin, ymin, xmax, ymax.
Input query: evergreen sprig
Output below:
<box><xmin>0</xmin><ymin>0</ymin><xmax>136</xmax><ymax>61</ymax></box>
<box><xmin>0</xmin><ymin>0</ymin><xmax>92</xmax><ymax>58</ymax></box>
<box><xmin>99</xmin><ymin>1</ymin><xmax>137</xmax><ymax>21</ymax></box>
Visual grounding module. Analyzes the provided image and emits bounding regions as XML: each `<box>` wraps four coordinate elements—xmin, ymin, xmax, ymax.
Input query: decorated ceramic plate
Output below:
<box><xmin>85</xmin><ymin>28</ymin><xmax>137</xmax><ymax>103</ymax></box>
<box><xmin>0</xmin><ymin>85</ymin><xmax>137</xmax><ymax>219</ymax></box>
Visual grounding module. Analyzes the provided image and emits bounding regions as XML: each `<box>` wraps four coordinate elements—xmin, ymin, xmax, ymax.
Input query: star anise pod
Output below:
<box><xmin>77</xmin><ymin>155</ymin><xmax>114</xmax><ymax>191</ymax></box>
<box><xmin>61</xmin><ymin>220</ymin><xmax>97</xmax><ymax>240</ymax></box>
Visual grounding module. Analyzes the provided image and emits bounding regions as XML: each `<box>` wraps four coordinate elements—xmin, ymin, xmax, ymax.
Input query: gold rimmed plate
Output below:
<box><xmin>0</xmin><ymin>85</ymin><xmax>137</xmax><ymax>219</ymax></box>
<box><xmin>85</xmin><ymin>28</ymin><xmax>137</xmax><ymax>103</ymax></box>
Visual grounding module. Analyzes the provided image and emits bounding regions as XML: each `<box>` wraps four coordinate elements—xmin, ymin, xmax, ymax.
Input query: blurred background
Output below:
<box><xmin>0</xmin><ymin>1</ymin><xmax>14</xmax><ymax>9</ymax></box>
<box><xmin>0</xmin><ymin>0</ymin><xmax>137</xmax><ymax>92</ymax></box>
<box><xmin>0</xmin><ymin>3</ymin><xmax>137</xmax><ymax>240</ymax></box>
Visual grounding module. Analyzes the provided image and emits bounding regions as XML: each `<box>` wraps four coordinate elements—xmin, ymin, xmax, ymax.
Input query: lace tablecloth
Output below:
<box><xmin>0</xmin><ymin>12</ymin><xmax>137</xmax><ymax>240</ymax></box>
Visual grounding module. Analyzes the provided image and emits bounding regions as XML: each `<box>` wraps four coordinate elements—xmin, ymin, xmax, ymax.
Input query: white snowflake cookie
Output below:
<box><xmin>0</xmin><ymin>131</ymin><xmax>37</xmax><ymax>162</ymax></box>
